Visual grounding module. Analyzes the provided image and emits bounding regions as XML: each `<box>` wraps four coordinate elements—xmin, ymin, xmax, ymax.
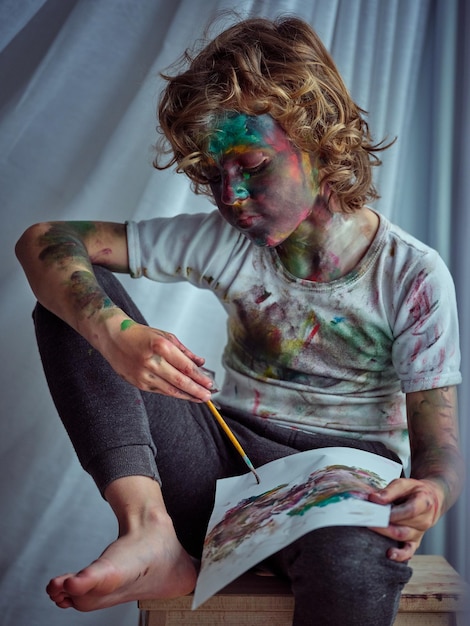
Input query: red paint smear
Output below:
<box><xmin>253</xmin><ymin>389</ymin><xmax>261</xmax><ymax>414</ymax></box>
<box><xmin>410</xmin><ymin>338</ymin><xmax>423</xmax><ymax>362</ymax></box>
<box><xmin>306</xmin><ymin>322</ymin><xmax>321</xmax><ymax>343</ymax></box>
<box><xmin>255</xmin><ymin>290</ymin><xmax>271</xmax><ymax>304</ymax></box>
<box><xmin>91</xmin><ymin>248</ymin><xmax>113</xmax><ymax>263</ymax></box>
<box><xmin>269</xmin><ymin>326</ymin><xmax>283</xmax><ymax>352</ymax></box>
<box><xmin>438</xmin><ymin>346</ymin><xmax>446</xmax><ymax>369</ymax></box>
<box><xmin>407</xmin><ymin>270</ymin><xmax>433</xmax><ymax>330</ymax></box>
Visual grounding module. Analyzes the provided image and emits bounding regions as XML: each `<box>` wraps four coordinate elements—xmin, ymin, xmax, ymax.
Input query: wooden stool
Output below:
<box><xmin>138</xmin><ymin>554</ymin><xmax>469</xmax><ymax>625</ymax></box>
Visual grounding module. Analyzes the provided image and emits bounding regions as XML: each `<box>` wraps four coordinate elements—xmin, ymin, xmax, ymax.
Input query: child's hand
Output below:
<box><xmin>100</xmin><ymin>318</ymin><xmax>214</xmax><ymax>402</ymax></box>
<box><xmin>368</xmin><ymin>477</ymin><xmax>444</xmax><ymax>562</ymax></box>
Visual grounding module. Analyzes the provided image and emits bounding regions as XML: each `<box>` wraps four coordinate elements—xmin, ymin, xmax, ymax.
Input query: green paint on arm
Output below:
<box><xmin>68</xmin><ymin>270</ymin><xmax>119</xmax><ymax>320</ymax></box>
<box><xmin>69</xmin><ymin>221</ymin><xmax>98</xmax><ymax>236</ymax></box>
<box><xmin>38</xmin><ymin>222</ymin><xmax>97</xmax><ymax>267</ymax></box>
<box><xmin>120</xmin><ymin>319</ymin><xmax>136</xmax><ymax>331</ymax></box>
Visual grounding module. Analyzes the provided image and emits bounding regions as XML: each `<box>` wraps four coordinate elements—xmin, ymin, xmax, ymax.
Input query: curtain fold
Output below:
<box><xmin>1</xmin><ymin>2</ymin><xmax>467</xmax><ymax>625</ymax></box>
<box><xmin>449</xmin><ymin>0</ymin><xmax>470</xmax><ymax>584</ymax></box>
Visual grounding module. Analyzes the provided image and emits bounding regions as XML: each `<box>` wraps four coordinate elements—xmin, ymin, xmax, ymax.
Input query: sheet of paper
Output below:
<box><xmin>193</xmin><ymin>446</ymin><xmax>401</xmax><ymax>609</ymax></box>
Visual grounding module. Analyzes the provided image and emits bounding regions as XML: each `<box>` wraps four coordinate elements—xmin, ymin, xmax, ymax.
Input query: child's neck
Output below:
<box><xmin>277</xmin><ymin>201</ymin><xmax>379</xmax><ymax>283</ymax></box>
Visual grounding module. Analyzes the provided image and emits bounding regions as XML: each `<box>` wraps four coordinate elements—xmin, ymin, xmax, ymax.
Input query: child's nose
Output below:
<box><xmin>221</xmin><ymin>174</ymin><xmax>249</xmax><ymax>205</ymax></box>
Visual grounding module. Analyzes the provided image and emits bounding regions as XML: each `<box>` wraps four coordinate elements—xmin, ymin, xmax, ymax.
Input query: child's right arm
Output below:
<box><xmin>15</xmin><ymin>221</ymin><xmax>214</xmax><ymax>401</ymax></box>
<box><xmin>16</xmin><ymin>221</ymin><xmax>130</xmax><ymax>329</ymax></box>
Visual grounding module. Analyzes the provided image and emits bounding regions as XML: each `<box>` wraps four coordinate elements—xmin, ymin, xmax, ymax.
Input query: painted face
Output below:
<box><xmin>205</xmin><ymin>113</ymin><xmax>319</xmax><ymax>247</ymax></box>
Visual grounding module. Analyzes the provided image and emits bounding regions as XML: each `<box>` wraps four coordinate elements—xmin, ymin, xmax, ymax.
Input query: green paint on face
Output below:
<box><xmin>120</xmin><ymin>319</ymin><xmax>136</xmax><ymax>331</ymax></box>
<box><xmin>208</xmin><ymin>113</ymin><xmax>267</xmax><ymax>156</ymax></box>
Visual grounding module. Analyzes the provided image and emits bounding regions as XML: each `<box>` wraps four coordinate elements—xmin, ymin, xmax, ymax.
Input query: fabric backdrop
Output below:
<box><xmin>0</xmin><ymin>1</ymin><xmax>468</xmax><ymax>625</ymax></box>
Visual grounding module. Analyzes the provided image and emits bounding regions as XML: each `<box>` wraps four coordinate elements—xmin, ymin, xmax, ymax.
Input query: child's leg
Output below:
<box><xmin>33</xmin><ymin>269</ymin><xmax>411</xmax><ymax>616</ymax></box>
<box><xmin>45</xmin><ymin>474</ymin><xmax>198</xmax><ymax>611</ymax></box>
<box><xmin>223</xmin><ymin>413</ymin><xmax>412</xmax><ymax>625</ymax></box>
<box><xmin>32</xmin><ymin>266</ymin><xmax>233</xmax><ymax>610</ymax></box>
<box><xmin>267</xmin><ymin>526</ymin><xmax>412</xmax><ymax>626</ymax></box>
<box><xmin>33</xmin><ymin>268</ymin><xmax>160</xmax><ymax>494</ymax></box>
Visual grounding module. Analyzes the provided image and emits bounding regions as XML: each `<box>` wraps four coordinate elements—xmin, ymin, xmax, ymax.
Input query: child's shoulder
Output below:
<box><xmin>378</xmin><ymin>213</ymin><xmax>453</xmax><ymax>286</ymax></box>
<box><xmin>379</xmin><ymin>213</ymin><xmax>442</xmax><ymax>264</ymax></box>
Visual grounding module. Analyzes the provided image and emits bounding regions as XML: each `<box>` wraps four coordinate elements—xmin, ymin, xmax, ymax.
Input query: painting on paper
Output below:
<box><xmin>193</xmin><ymin>446</ymin><xmax>401</xmax><ymax>609</ymax></box>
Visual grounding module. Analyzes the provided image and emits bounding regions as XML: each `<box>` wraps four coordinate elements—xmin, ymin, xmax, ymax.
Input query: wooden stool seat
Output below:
<box><xmin>138</xmin><ymin>554</ymin><xmax>469</xmax><ymax>625</ymax></box>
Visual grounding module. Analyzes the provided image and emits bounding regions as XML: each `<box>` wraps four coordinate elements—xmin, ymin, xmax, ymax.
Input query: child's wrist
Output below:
<box><xmin>80</xmin><ymin>307</ymin><xmax>131</xmax><ymax>352</ymax></box>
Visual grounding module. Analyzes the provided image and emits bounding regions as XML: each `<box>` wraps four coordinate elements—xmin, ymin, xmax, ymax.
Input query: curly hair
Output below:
<box><xmin>154</xmin><ymin>16</ymin><xmax>393</xmax><ymax>212</ymax></box>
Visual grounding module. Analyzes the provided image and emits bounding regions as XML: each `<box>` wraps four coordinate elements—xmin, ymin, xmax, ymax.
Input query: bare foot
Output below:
<box><xmin>46</xmin><ymin>477</ymin><xmax>198</xmax><ymax>611</ymax></box>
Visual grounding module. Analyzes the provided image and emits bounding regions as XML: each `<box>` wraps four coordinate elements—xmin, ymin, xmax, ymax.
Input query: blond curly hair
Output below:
<box><xmin>155</xmin><ymin>16</ymin><xmax>392</xmax><ymax>212</ymax></box>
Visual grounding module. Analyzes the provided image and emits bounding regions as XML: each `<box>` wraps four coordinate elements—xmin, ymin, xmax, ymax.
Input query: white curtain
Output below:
<box><xmin>0</xmin><ymin>1</ymin><xmax>468</xmax><ymax>625</ymax></box>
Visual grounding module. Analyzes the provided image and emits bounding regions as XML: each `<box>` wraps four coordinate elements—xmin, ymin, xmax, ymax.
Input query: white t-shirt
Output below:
<box><xmin>127</xmin><ymin>210</ymin><xmax>461</xmax><ymax>466</ymax></box>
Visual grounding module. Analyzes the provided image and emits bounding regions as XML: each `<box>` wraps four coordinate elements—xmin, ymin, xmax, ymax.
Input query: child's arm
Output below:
<box><xmin>15</xmin><ymin>221</ymin><xmax>213</xmax><ymax>401</ymax></box>
<box><xmin>369</xmin><ymin>385</ymin><xmax>464</xmax><ymax>561</ymax></box>
<box><xmin>407</xmin><ymin>386</ymin><xmax>463</xmax><ymax>513</ymax></box>
<box><xmin>16</xmin><ymin>221</ymin><xmax>130</xmax><ymax>321</ymax></box>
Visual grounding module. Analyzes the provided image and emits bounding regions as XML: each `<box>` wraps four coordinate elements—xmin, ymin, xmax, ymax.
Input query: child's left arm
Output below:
<box><xmin>369</xmin><ymin>385</ymin><xmax>464</xmax><ymax>562</ymax></box>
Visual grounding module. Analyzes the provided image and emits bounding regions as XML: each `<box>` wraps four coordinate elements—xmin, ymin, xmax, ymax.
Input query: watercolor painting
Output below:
<box><xmin>193</xmin><ymin>447</ymin><xmax>402</xmax><ymax>609</ymax></box>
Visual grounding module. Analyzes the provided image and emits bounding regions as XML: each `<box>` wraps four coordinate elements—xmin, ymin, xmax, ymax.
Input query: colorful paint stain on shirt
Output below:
<box><xmin>228</xmin><ymin>282</ymin><xmax>391</xmax><ymax>387</ymax></box>
<box><xmin>128</xmin><ymin>209</ymin><xmax>461</xmax><ymax>466</ymax></box>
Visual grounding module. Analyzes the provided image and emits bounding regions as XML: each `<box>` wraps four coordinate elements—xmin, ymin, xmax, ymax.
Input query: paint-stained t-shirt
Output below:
<box><xmin>127</xmin><ymin>210</ymin><xmax>461</xmax><ymax>466</ymax></box>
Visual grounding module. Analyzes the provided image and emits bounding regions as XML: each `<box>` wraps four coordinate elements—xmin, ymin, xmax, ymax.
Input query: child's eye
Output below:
<box><xmin>243</xmin><ymin>159</ymin><xmax>269</xmax><ymax>177</ymax></box>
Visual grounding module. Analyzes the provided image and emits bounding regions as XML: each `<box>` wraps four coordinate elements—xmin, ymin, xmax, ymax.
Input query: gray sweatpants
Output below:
<box><xmin>33</xmin><ymin>265</ymin><xmax>412</xmax><ymax>625</ymax></box>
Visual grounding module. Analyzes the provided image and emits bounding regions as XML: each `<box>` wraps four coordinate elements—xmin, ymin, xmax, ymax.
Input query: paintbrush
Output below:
<box><xmin>206</xmin><ymin>399</ymin><xmax>260</xmax><ymax>484</ymax></box>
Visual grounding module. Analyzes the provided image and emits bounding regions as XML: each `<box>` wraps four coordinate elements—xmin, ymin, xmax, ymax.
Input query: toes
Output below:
<box><xmin>55</xmin><ymin>597</ymin><xmax>74</xmax><ymax>609</ymax></box>
<box><xmin>46</xmin><ymin>573</ymin><xmax>93</xmax><ymax>609</ymax></box>
<box><xmin>46</xmin><ymin>574</ymin><xmax>73</xmax><ymax>600</ymax></box>
<box><xmin>46</xmin><ymin>584</ymin><xmax>73</xmax><ymax>608</ymax></box>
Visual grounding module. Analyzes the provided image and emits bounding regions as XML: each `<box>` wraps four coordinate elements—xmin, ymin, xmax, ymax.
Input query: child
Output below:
<box><xmin>15</xmin><ymin>16</ymin><xmax>463</xmax><ymax>626</ymax></box>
